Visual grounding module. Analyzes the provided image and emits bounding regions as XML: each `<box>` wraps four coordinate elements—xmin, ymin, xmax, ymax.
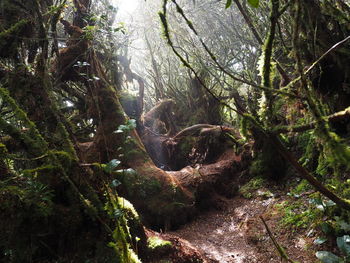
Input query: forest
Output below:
<box><xmin>0</xmin><ymin>0</ymin><xmax>350</xmax><ymax>262</ymax></box>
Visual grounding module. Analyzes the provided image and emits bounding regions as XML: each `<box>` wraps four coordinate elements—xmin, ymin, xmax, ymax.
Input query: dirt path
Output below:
<box><xmin>170</xmin><ymin>195</ymin><xmax>317</xmax><ymax>263</ymax></box>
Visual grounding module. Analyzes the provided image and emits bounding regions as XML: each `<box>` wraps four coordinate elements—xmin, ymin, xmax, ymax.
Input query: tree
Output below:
<box><xmin>0</xmin><ymin>0</ymin><xmax>247</xmax><ymax>261</ymax></box>
<box><xmin>1</xmin><ymin>0</ymin><xmax>350</xmax><ymax>261</ymax></box>
<box><xmin>157</xmin><ymin>0</ymin><xmax>350</xmax><ymax>209</ymax></box>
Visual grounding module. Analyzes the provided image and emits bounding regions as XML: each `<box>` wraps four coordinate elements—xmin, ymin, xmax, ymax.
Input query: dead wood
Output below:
<box><xmin>52</xmin><ymin>3</ymin><xmax>249</xmax><ymax>229</ymax></box>
<box><xmin>172</xmin><ymin>124</ymin><xmax>241</xmax><ymax>141</ymax></box>
<box><xmin>142</xmin><ymin>99</ymin><xmax>175</xmax><ymax>129</ymax></box>
<box><xmin>144</xmin><ymin>229</ymin><xmax>213</xmax><ymax>263</ymax></box>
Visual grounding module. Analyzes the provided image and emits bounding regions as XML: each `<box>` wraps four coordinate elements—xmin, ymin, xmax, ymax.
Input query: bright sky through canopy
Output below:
<box><xmin>113</xmin><ymin>0</ymin><xmax>139</xmax><ymax>16</ymax></box>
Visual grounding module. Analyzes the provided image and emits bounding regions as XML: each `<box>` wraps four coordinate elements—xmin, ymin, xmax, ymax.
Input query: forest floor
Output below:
<box><xmin>170</xmin><ymin>185</ymin><xmax>319</xmax><ymax>263</ymax></box>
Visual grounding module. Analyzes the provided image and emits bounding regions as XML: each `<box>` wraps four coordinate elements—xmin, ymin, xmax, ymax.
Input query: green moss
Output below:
<box><xmin>239</xmin><ymin>176</ymin><xmax>266</xmax><ymax>199</ymax></box>
<box><xmin>250</xmin><ymin>140</ymin><xmax>287</xmax><ymax>180</ymax></box>
<box><xmin>290</xmin><ymin>179</ymin><xmax>312</xmax><ymax>195</ymax></box>
<box><xmin>116</xmin><ymin>168</ymin><xmax>162</xmax><ymax>199</ymax></box>
<box><xmin>119</xmin><ymin>92</ymin><xmax>139</xmax><ymax>119</ymax></box>
<box><xmin>108</xmin><ymin>228</ymin><xmax>142</xmax><ymax>263</ymax></box>
<box><xmin>0</xmin><ymin>143</ymin><xmax>8</xmax><ymax>158</ymax></box>
<box><xmin>0</xmin><ymin>88</ymin><xmax>48</xmax><ymax>155</ymax></box>
<box><xmin>56</xmin><ymin>123</ymin><xmax>78</xmax><ymax>160</ymax></box>
<box><xmin>276</xmin><ymin>200</ymin><xmax>322</xmax><ymax>231</ymax></box>
<box><xmin>147</xmin><ymin>236</ymin><xmax>172</xmax><ymax>251</ymax></box>
<box><xmin>103</xmin><ymin>192</ymin><xmax>141</xmax><ymax>263</ymax></box>
<box><xmin>22</xmin><ymin>165</ymin><xmax>58</xmax><ymax>176</ymax></box>
<box><xmin>118</xmin><ymin>197</ymin><xmax>140</xmax><ymax>220</ymax></box>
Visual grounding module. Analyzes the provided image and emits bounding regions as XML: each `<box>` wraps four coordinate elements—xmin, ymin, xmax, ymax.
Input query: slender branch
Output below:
<box><xmin>233</xmin><ymin>0</ymin><xmax>290</xmax><ymax>84</ymax></box>
<box><xmin>282</xmin><ymin>35</ymin><xmax>350</xmax><ymax>93</ymax></box>
<box><xmin>278</xmin><ymin>0</ymin><xmax>292</xmax><ymax>17</ymax></box>
<box><xmin>268</xmin><ymin>132</ymin><xmax>350</xmax><ymax>210</ymax></box>
<box><xmin>304</xmin><ymin>35</ymin><xmax>350</xmax><ymax>76</ymax></box>
<box><xmin>260</xmin><ymin>216</ymin><xmax>297</xmax><ymax>263</ymax></box>
<box><xmin>233</xmin><ymin>0</ymin><xmax>263</xmax><ymax>44</ymax></box>
<box><xmin>159</xmin><ymin>2</ymin><xmax>240</xmax><ymax>115</ymax></box>
<box><xmin>262</xmin><ymin>0</ymin><xmax>279</xmax><ymax>120</ymax></box>
<box><xmin>160</xmin><ymin>0</ymin><xmax>350</xmax><ymax>212</ymax></box>
<box><xmin>170</xmin><ymin>0</ymin><xmax>300</xmax><ymax>100</ymax></box>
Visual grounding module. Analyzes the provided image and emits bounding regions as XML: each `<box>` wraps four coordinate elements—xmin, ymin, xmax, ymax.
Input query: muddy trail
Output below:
<box><xmin>170</xmin><ymin>193</ymin><xmax>318</xmax><ymax>263</ymax></box>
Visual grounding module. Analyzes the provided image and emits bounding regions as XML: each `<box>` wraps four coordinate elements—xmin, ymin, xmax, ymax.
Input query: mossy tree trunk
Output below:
<box><xmin>50</xmin><ymin>0</ymin><xmax>250</xmax><ymax>231</ymax></box>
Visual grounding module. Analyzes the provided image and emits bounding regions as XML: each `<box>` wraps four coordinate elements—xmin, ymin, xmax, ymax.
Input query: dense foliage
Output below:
<box><xmin>0</xmin><ymin>0</ymin><xmax>350</xmax><ymax>262</ymax></box>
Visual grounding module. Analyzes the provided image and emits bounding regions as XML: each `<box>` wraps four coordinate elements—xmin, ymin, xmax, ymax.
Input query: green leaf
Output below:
<box><xmin>337</xmin><ymin>235</ymin><xmax>350</xmax><ymax>256</ymax></box>
<box><xmin>310</xmin><ymin>198</ymin><xmax>325</xmax><ymax>210</ymax></box>
<box><xmin>104</xmin><ymin>159</ymin><xmax>121</xmax><ymax>173</ymax></box>
<box><xmin>114</xmin><ymin>168</ymin><xmax>137</xmax><ymax>176</ymax></box>
<box><xmin>321</xmin><ymin>222</ymin><xmax>334</xmax><ymax>235</ymax></box>
<box><xmin>111</xmin><ymin>179</ymin><xmax>121</xmax><ymax>188</ymax></box>
<box><xmin>314</xmin><ymin>237</ymin><xmax>328</xmax><ymax>245</ymax></box>
<box><xmin>248</xmin><ymin>0</ymin><xmax>259</xmax><ymax>8</ymax></box>
<box><xmin>118</xmin><ymin>124</ymin><xmax>128</xmax><ymax>131</ymax></box>
<box><xmin>127</xmin><ymin>119</ymin><xmax>137</xmax><ymax>129</ymax></box>
<box><xmin>316</xmin><ymin>251</ymin><xmax>342</xmax><ymax>263</ymax></box>
<box><xmin>323</xmin><ymin>200</ymin><xmax>336</xmax><ymax>207</ymax></box>
<box><xmin>338</xmin><ymin>220</ymin><xmax>350</xmax><ymax>232</ymax></box>
<box><xmin>84</xmin><ymin>25</ymin><xmax>95</xmax><ymax>31</ymax></box>
<box><xmin>114</xmin><ymin>120</ymin><xmax>136</xmax><ymax>134</ymax></box>
<box><xmin>225</xmin><ymin>0</ymin><xmax>232</xmax><ymax>9</ymax></box>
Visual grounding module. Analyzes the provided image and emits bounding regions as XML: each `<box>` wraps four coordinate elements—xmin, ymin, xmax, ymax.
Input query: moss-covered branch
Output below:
<box><xmin>261</xmin><ymin>0</ymin><xmax>279</xmax><ymax>120</ymax></box>
<box><xmin>274</xmin><ymin>106</ymin><xmax>350</xmax><ymax>133</ymax></box>
<box><xmin>292</xmin><ymin>0</ymin><xmax>350</xmax><ymax>168</ymax></box>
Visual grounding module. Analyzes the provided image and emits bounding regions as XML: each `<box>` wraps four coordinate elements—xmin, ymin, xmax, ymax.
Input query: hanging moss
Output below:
<box><xmin>240</xmin><ymin>116</ymin><xmax>250</xmax><ymax>139</ymax></box>
<box><xmin>296</xmin><ymin>131</ymin><xmax>319</xmax><ymax>170</ymax></box>
<box><xmin>54</xmin><ymin>123</ymin><xmax>78</xmax><ymax>160</ymax></box>
<box><xmin>0</xmin><ymin>117</ymin><xmax>44</xmax><ymax>156</ymax></box>
<box><xmin>259</xmin><ymin>0</ymin><xmax>279</xmax><ymax>122</ymax></box>
<box><xmin>118</xmin><ymin>197</ymin><xmax>140</xmax><ymax>220</ymax></box>
<box><xmin>0</xmin><ymin>87</ymin><xmax>48</xmax><ymax>154</ymax></box>
<box><xmin>102</xmin><ymin>192</ymin><xmax>142</xmax><ymax>263</ymax></box>
<box><xmin>108</xmin><ymin>222</ymin><xmax>141</xmax><ymax>263</ymax></box>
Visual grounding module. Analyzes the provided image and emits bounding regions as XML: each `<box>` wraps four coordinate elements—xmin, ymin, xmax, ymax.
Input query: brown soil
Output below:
<box><xmin>170</xmin><ymin>193</ymin><xmax>318</xmax><ymax>263</ymax></box>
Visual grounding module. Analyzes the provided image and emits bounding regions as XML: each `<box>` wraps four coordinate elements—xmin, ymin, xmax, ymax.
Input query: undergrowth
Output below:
<box><xmin>239</xmin><ymin>176</ymin><xmax>268</xmax><ymax>199</ymax></box>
